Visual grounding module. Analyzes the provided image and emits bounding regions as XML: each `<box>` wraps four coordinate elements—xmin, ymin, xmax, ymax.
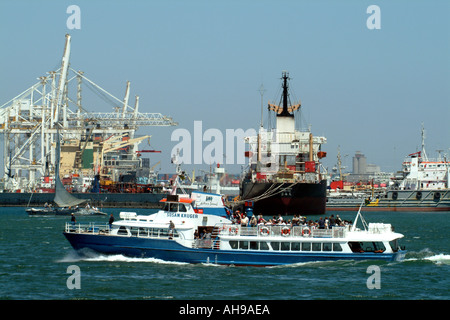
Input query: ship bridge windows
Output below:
<box><xmin>163</xmin><ymin>202</ymin><xmax>188</xmax><ymax>212</ymax></box>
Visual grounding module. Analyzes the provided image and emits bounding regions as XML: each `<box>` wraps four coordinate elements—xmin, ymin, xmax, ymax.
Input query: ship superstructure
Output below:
<box><xmin>241</xmin><ymin>72</ymin><xmax>327</xmax><ymax>215</ymax></box>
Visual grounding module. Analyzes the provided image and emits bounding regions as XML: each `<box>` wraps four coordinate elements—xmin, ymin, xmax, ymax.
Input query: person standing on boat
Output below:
<box><xmin>318</xmin><ymin>217</ymin><xmax>325</xmax><ymax>229</ymax></box>
<box><xmin>169</xmin><ymin>220</ymin><xmax>175</xmax><ymax>239</ymax></box>
<box><xmin>249</xmin><ymin>215</ymin><xmax>257</xmax><ymax>227</ymax></box>
<box><xmin>241</xmin><ymin>213</ymin><xmax>249</xmax><ymax>227</ymax></box>
<box><xmin>71</xmin><ymin>213</ymin><xmax>76</xmax><ymax>226</ymax></box>
<box><xmin>108</xmin><ymin>214</ymin><xmax>114</xmax><ymax>230</ymax></box>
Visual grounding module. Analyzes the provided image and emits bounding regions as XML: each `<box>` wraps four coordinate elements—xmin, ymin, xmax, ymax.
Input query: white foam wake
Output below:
<box><xmin>404</xmin><ymin>249</ymin><xmax>450</xmax><ymax>265</ymax></box>
<box><xmin>57</xmin><ymin>250</ymin><xmax>187</xmax><ymax>265</ymax></box>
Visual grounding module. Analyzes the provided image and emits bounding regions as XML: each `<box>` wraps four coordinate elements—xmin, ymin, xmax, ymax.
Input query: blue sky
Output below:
<box><xmin>0</xmin><ymin>0</ymin><xmax>449</xmax><ymax>175</ymax></box>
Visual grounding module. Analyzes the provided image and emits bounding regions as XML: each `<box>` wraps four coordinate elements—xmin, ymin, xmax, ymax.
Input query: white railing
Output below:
<box><xmin>218</xmin><ymin>224</ymin><xmax>347</xmax><ymax>238</ymax></box>
<box><xmin>65</xmin><ymin>222</ymin><xmax>110</xmax><ymax>234</ymax></box>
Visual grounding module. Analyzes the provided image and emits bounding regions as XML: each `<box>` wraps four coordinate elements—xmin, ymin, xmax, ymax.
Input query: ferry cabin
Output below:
<box><xmin>64</xmin><ymin>196</ymin><xmax>406</xmax><ymax>266</ymax></box>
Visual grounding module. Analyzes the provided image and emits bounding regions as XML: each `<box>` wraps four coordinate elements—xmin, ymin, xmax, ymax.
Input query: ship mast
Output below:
<box><xmin>279</xmin><ymin>72</ymin><xmax>293</xmax><ymax>117</ymax></box>
<box><xmin>267</xmin><ymin>71</ymin><xmax>301</xmax><ymax>120</ymax></box>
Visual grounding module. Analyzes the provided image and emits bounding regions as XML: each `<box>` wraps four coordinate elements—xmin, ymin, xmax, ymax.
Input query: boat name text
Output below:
<box><xmin>166</xmin><ymin>212</ymin><xmax>198</xmax><ymax>219</ymax></box>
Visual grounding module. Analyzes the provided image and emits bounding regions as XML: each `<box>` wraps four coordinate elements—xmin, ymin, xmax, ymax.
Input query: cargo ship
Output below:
<box><xmin>240</xmin><ymin>72</ymin><xmax>327</xmax><ymax>215</ymax></box>
<box><xmin>326</xmin><ymin>127</ymin><xmax>450</xmax><ymax>211</ymax></box>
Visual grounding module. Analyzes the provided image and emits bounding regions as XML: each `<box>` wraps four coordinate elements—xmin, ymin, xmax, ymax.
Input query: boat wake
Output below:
<box><xmin>57</xmin><ymin>250</ymin><xmax>188</xmax><ymax>265</ymax></box>
<box><xmin>404</xmin><ymin>249</ymin><xmax>450</xmax><ymax>265</ymax></box>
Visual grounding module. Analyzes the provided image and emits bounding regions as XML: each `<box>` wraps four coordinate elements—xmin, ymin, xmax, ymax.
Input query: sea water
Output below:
<box><xmin>0</xmin><ymin>207</ymin><xmax>448</xmax><ymax>300</ymax></box>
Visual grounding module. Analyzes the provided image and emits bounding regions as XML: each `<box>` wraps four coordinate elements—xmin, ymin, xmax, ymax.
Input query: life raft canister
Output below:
<box><xmin>281</xmin><ymin>227</ymin><xmax>290</xmax><ymax>237</ymax></box>
<box><xmin>229</xmin><ymin>227</ymin><xmax>238</xmax><ymax>235</ymax></box>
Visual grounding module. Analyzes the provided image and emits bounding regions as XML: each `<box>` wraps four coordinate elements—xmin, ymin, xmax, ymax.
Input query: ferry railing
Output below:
<box><xmin>217</xmin><ymin>224</ymin><xmax>347</xmax><ymax>238</ymax></box>
<box><xmin>65</xmin><ymin>222</ymin><xmax>111</xmax><ymax>234</ymax></box>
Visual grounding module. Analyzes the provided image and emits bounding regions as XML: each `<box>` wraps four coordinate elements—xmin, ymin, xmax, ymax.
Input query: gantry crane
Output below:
<box><xmin>0</xmin><ymin>34</ymin><xmax>177</xmax><ymax>191</ymax></box>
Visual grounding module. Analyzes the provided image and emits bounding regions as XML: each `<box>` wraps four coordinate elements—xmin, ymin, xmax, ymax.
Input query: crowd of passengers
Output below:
<box><xmin>230</xmin><ymin>209</ymin><xmax>353</xmax><ymax>230</ymax></box>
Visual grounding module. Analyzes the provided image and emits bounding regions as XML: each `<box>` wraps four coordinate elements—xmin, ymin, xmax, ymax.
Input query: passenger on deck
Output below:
<box><xmin>277</xmin><ymin>214</ymin><xmax>284</xmax><ymax>224</ymax></box>
<box><xmin>257</xmin><ymin>215</ymin><xmax>266</xmax><ymax>225</ymax></box>
<box><xmin>318</xmin><ymin>217</ymin><xmax>325</xmax><ymax>229</ymax></box>
<box><xmin>108</xmin><ymin>214</ymin><xmax>114</xmax><ymax>229</ymax></box>
<box><xmin>329</xmin><ymin>214</ymin><xmax>336</xmax><ymax>228</ymax></box>
<box><xmin>241</xmin><ymin>213</ymin><xmax>249</xmax><ymax>227</ymax></box>
<box><xmin>249</xmin><ymin>215</ymin><xmax>257</xmax><ymax>227</ymax></box>
<box><xmin>292</xmin><ymin>215</ymin><xmax>300</xmax><ymax>226</ymax></box>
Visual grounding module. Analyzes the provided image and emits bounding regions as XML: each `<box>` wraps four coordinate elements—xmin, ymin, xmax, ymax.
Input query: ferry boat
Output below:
<box><xmin>63</xmin><ymin>195</ymin><xmax>406</xmax><ymax>266</ymax></box>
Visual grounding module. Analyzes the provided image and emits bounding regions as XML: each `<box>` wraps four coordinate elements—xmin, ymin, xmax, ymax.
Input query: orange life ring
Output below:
<box><xmin>302</xmin><ymin>227</ymin><xmax>310</xmax><ymax>236</ymax></box>
<box><xmin>260</xmin><ymin>226</ymin><xmax>269</xmax><ymax>236</ymax></box>
<box><xmin>229</xmin><ymin>227</ymin><xmax>238</xmax><ymax>235</ymax></box>
<box><xmin>281</xmin><ymin>227</ymin><xmax>290</xmax><ymax>237</ymax></box>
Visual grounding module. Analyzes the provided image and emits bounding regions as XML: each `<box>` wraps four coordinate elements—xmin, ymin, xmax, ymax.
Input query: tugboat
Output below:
<box><xmin>63</xmin><ymin>195</ymin><xmax>406</xmax><ymax>266</ymax></box>
<box><xmin>240</xmin><ymin>72</ymin><xmax>327</xmax><ymax>216</ymax></box>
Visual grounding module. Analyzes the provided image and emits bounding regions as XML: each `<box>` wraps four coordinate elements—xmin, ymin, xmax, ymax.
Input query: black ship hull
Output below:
<box><xmin>240</xmin><ymin>180</ymin><xmax>327</xmax><ymax>216</ymax></box>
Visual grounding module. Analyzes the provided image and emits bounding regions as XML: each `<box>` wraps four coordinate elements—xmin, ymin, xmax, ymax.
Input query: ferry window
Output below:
<box><xmin>118</xmin><ymin>226</ymin><xmax>128</xmax><ymax>236</ymax></box>
<box><xmin>302</xmin><ymin>242</ymin><xmax>311</xmax><ymax>251</ymax></box>
<box><xmin>333</xmin><ymin>243</ymin><xmax>343</xmax><ymax>252</ymax></box>
<box><xmin>323</xmin><ymin>243</ymin><xmax>332</xmax><ymax>252</ymax></box>
<box><xmin>130</xmin><ymin>227</ymin><xmax>139</xmax><ymax>236</ymax></box>
<box><xmin>271</xmin><ymin>242</ymin><xmax>280</xmax><ymax>251</ymax></box>
<box><xmin>163</xmin><ymin>203</ymin><xmax>170</xmax><ymax>211</ymax></box>
<box><xmin>178</xmin><ymin>204</ymin><xmax>187</xmax><ymax>212</ymax></box>
<box><xmin>139</xmin><ymin>228</ymin><xmax>148</xmax><ymax>237</ymax></box>
<box><xmin>230</xmin><ymin>241</ymin><xmax>238</xmax><ymax>249</ymax></box>
<box><xmin>281</xmin><ymin>242</ymin><xmax>290</xmax><ymax>251</ymax></box>
<box><xmin>312</xmin><ymin>243</ymin><xmax>321</xmax><ymax>251</ymax></box>
<box><xmin>239</xmin><ymin>241</ymin><xmax>249</xmax><ymax>250</ymax></box>
<box><xmin>159</xmin><ymin>229</ymin><xmax>168</xmax><ymax>237</ymax></box>
<box><xmin>169</xmin><ymin>203</ymin><xmax>177</xmax><ymax>212</ymax></box>
<box><xmin>259</xmin><ymin>242</ymin><xmax>269</xmax><ymax>250</ymax></box>
<box><xmin>250</xmin><ymin>241</ymin><xmax>258</xmax><ymax>250</ymax></box>
<box><xmin>349</xmin><ymin>242</ymin><xmax>363</xmax><ymax>253</ymax></box>
<box><xmin>360</xmin><ymin>242</ymin><xmax>385</xmax><ymax>252</ymax></box>
<box><xmin>291</xmin><ymin>242</ymin><xmax>300</xmax><ymax>251</ymax></box>
<box><xmin>389</xmin><ymin>240</ymin><xmax>399</xmax><ymax>252</ymax></box>
<box><xmin>372</xmin><ymin>242</ymin><xmax>386</xmax><ymax>252</ymax></box>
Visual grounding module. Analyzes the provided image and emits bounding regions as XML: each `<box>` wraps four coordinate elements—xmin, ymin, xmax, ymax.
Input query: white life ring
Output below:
<box><xmin>302</xmin><ymin>227</ymin><xmax>310</xmax><ymax>237</ymax></box>
<box><xmin>260</xmin><ymin>226</ymin><xmax>269</xmax><ymax>236</ymax></box>
<box><xmin>281</xmin><ymin>227</ymin><xmax>290</xmax><ymax>237</ymax></box>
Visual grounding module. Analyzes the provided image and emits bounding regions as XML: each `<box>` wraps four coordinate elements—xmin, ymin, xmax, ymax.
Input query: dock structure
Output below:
<box><xmin>0</xmin><ymin>34</ymin><xmax>177</xmax><ymax>192</ymax></box>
